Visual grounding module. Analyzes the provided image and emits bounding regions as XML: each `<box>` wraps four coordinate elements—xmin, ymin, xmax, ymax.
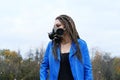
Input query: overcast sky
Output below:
<box><xmin>0</xmin><ymin>0</ymin><xmax>120</xmax><ymax>58</ymax></box>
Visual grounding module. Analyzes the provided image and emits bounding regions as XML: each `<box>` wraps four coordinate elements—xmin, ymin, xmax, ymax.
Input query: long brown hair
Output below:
<box><xmin>52</xmin><ymin>14</ymin><xmax>82</xmax><ymax>61</ymax></box>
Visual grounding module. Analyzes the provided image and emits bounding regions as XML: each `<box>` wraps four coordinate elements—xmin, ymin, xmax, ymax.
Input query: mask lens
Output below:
<box><xmin>56</xmin><ymin>28</ymin><xmax>64</xmax><ymax>35</ymax></box>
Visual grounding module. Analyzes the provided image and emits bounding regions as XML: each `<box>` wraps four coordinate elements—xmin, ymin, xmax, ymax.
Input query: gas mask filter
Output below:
<box><xmin>48</xmin><ymin>27</ymin><xmax>65</xmax><ymax>43</ymax></box>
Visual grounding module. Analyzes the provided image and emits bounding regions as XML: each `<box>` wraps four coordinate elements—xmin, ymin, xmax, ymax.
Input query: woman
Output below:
<box><xmin>40</xmin><ymin>15</ymin><xmax>93</xmax><ymax>80</ymax></box>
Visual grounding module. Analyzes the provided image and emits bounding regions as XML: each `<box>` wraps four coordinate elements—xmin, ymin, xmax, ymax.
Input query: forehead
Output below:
<box><xmin>54</xmin><ymin>19</ymin><xmax>62</xmax><ymax>25</ymax></box>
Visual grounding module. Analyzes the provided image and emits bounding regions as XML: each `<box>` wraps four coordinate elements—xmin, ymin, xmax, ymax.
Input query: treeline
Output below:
<box><xmin>92</xmin><ymin>49</ymin><xmax>120</xmax><ymax>80</ymax></box>
<box><xmin>0</xmin><ymin>47</ymin><xmax>120</xmax><ymax>80</ymax></box>
<box><xmin>0</xmin><ymin>48</ymin><xmax>44</xmax><ymax>80</ymax></box>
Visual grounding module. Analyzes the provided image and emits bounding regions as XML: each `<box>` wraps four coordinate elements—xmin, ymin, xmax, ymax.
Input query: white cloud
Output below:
<box><xmin>0</xmin><ymin>0</ymin><xmax>120</xmax><ymax>57</ymax></box>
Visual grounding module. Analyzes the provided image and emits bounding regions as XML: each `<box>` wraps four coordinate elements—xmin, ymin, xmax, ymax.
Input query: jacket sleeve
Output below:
<box><xmin>82</xmin><ymin>41</ymin><xmax>93</xmax><ymax>80</ymax></box>
<box><xmin>40</xmin><ymin>42</ymin><xmax>51</xmax><ymax>80</ymax></box>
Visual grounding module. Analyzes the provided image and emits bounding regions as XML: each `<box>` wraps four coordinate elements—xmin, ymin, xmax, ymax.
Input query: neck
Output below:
<box><xmin>61</xmin><ymin>34</ymin><xmax>71</xmax><ymax>45</ymax></box>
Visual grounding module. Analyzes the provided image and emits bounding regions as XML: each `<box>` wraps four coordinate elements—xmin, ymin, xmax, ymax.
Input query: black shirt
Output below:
<box><xmin>58</xmin><ymin>53</ymin><xmax>74</xmax><ymax>80</ymax></box>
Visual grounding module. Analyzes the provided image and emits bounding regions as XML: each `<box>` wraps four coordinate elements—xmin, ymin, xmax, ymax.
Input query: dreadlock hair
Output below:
<box><xmin>52</xmin><ymin>14</ymin><xmax>82</xmax><ymax>62</ymax></box>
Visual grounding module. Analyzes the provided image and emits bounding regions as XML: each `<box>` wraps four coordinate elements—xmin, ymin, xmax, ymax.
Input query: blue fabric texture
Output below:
<box><xmin>40</xmin><ymin>39</ymin><xmax>93</xmax><ymax>80</ymax></box>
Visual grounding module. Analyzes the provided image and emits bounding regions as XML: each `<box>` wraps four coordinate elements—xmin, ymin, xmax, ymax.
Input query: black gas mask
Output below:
<box><xmin>48</xmin><ymin>27</ymin><xmax>65</xmax><ymax>43</ymax></box>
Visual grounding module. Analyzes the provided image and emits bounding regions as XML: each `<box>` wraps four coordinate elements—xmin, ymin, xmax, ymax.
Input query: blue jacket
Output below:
<box><xmin>40</xmin><ymin>39</ymin><xmax>93</xmax><ymax>80</ymax></box>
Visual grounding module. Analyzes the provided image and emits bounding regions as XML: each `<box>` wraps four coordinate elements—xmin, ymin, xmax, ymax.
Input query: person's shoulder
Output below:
<box><xmin>77</xmin><ymin>38</ymin><xmax>87</xmax><ymax>44</ymax></box>
<box><xmin>48</xmin><ymin>41</ymin><xmax>52</xmax><ymax>44</ymax></box>
<box><xmin>77</xmin><ymin>38</ymin><xmax>87</xmax><ymax>46</ymax></box>
<box><xmin>48</xmin><ymin>41</ymin><xmax>53</xmax><ymax>45</ymax></box>
<box><xmin>46</xmin><ymin>41</ymin><xmax>53</xmax><ymax>48</ymax></box>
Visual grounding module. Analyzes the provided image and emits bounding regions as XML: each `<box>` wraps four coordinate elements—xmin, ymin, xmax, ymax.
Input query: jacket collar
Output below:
<box><xmin>69</xmin><ymin>41</ymin><xmax>77</xmax><ymax>57</ymax></box>
<box><xmin>57</xmin><ymin>41</ymin><xmax>77</xmax><ymax>61</ymax></box>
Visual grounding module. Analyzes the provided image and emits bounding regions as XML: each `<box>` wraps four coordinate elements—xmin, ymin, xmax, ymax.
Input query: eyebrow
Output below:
<box><xmin>54</xmin><ymin>23</ymin><xmax>60</xmax><ymax>26</ymax></box>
